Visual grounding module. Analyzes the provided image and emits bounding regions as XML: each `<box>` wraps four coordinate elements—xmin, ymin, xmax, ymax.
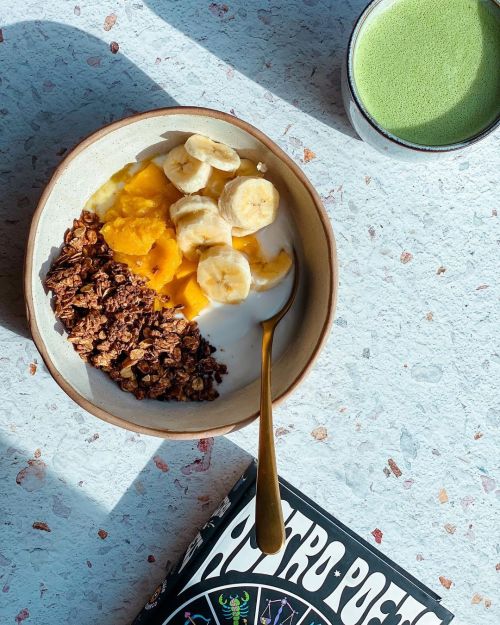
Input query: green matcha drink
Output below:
<box><xmin>353</xmin><ymin>0</ymin><xmax>500</xmax><ymax>146</ymax></box>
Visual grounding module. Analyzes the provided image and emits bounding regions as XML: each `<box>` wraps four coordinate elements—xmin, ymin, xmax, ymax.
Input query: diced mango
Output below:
<box><xmin>124</xmin><ymin>162</ymin><xmax>174</xmax><ymax>198</ymax></box>
<box><xmin>153</xmin><ymin>297</ymin><xmax>163</xmax><ymax>312</ymax></box>
<box><xmin>201</xmin><ymin>168</ymin><xmax>234</xmax><ymax>199</ymax></box>
<box><xmin>174</xmin><ymin>275</ymin><xmax>209</xmax><ymax>320</ymax></box>
<box><xmin>114</xmin><ymin>230</ymin><xmax>182</xmax><ymax>290</ymax></box>
<box><xmin>236</xmin><ymin>159</ymin><xmax>263</xmax><ymax>177</ymax></box>
<box><xmin>110</xmin><ymin>162</ymin><xmax>136</xmax><ymax>184</ymax></box>
<box><xmin>174</xmin><ymin>257</ymin><xmax>198</xmax><ymax>279</ymax></box>
<box><xmin>101</xmin><ymin>206</ymin><xmax>122</xmax><ymax>223</ymax></box>
<box><xmin>95</xmin><ymin>159</ymin><xmax>229</xmax><ymax>319</ymax></box>
<box><xmin>147</xmin><ymin>234</ymin><xmax>182</xmax><ymax>290</ymax></box>
<box><xmin>116</xmin><ymin>193</ymin><xmax>157</xmax><ymax>216</ymax></box>
<box><xmin>232</xmin><ymin>234</ymin><xmax>261</xmax><ymax>261</ymax></box>
<box><xmin>158</xmin><ymin>281</ymin><xmax>178</xmax><ymax>308</ymax></box>
<box><xmin>114</xmin><ymin>192</ymin><xmax>169</xmax><ymax>221</ymax></box>
<box><xmin>163</xmin><ymin>184</ymin><xmax>184</xmax><ymax>206</ymax></box>
<box><xmin>113</xmin><ymin>250</ymin><xmax>147</xmax><ymax>274</ymax></box>
<box><xmin>101</xmin><ymin>216</ymin><xmax>166</xmax><ymax>255</ymax></box>
<box><xmin>102</xmin><ymin>162</ymin><xmax>183</xmax><ymax>224</ymax></box>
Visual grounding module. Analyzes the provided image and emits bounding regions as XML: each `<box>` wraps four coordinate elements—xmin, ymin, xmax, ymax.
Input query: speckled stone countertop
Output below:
<box><xmin>0</xmin><ymin>2</ymin><xmax>498</xmax><ymax>624</ymax></box>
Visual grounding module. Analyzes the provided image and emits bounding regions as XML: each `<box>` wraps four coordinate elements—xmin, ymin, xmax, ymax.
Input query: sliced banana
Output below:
<box><xmin>176</xmin><ymin>210</ymin><xmax>232</xmax><ymax>261</ymax></box>
<box><xmin>197</xmin><ymin>245</ymin><xmax>251</xmax><ymax>304</ymax></box>
<box><xmin>84</xmin><ymin>178</ymin><xmax>122</xmax><ymax>219</ymax></box>
<box><xmin>185</xmin><ymin>134</ymin><xmax>241</xmax><ymax>172</ymax></box>
<box><xmin>163</xmin><ymin>144</ymin><xmax>212</xmax><ymax>194</ymax></box>
<box><xmin>219</xmin><ymin>176</ymin><xmax>279</xmax><ymax>235</ymax></box>
<box><xmin>170</xmin><ymin>195</ymin><xmax>218</xmax><ymax>226</ymax></box>
<box><xmin>251</xmin><ymin>250</ymin><xmax>293</xmax><ymax>291</ymax></box>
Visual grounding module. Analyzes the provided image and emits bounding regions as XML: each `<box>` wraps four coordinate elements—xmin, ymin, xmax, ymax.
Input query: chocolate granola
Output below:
<box><xmin>45</xmin><ymin>211</ymin><xmax>226</xmax><ymax>401</ymax></box>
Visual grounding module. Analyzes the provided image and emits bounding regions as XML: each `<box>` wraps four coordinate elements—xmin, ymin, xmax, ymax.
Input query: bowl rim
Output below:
<box><xmin>24</xmin><ymin>106</ymin><xmax>338</xmax><ymax>440</ymax></box>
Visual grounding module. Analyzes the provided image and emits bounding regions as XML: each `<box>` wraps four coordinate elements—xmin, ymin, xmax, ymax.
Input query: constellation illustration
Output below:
<box><xmin>259</xmin><ymin>597</ymin><xmax>299</xmax><ymax>625</ymax></box>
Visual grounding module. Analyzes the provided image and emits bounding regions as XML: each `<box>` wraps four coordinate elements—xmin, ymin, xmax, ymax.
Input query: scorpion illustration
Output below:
<box><xmin>219</xmin><ymin>591</ymin><xmax>250</xmax><ymax>625</ymax></box>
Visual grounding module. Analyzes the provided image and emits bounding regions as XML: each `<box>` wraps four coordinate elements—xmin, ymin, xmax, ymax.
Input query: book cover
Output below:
<box><xmin>133</xmin><ymin>461</ymin><xmax>454</xmax><ymax>625</ymax></box>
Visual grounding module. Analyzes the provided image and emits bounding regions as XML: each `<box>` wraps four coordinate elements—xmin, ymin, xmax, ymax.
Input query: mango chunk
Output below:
<box><xmin>101</xmin><ymin>206</ymin><xmax>122</xmax><ymax>223</ymax></box>
<box><xmin>101</xmin><ymin>216</ymin><xmax>166</xmax><ymax>255</ymax></box>
<box><xmin>153</xmin><ymin>297</ymin><xmax>163</xmax><ymax>312</ymax></box>
<box><xmin>174</xmin><ymin>275</ymin><xmax>210</xmax><ymax>320</ymax></box>
<box><xmin>114</xmin><ymin>229</ymin><xmax>181</xmax><ymax>290</ymax></box>
<box><xmin>201</xmin><ymin>168</ymin><xmax>234</xmax><ymax>200</ymax></box>
<box><xmin>113</xmin><ymin>250</ymin><xmax>144</xmax><ymax>274</ymax></box>
<box><xmin>175</xmin><ymin>257</ymin><xmax>198</xmax><ymax>279</ymax></box>
<box><xmin>158</xmin><ymin>281</ymin><xmax>178</xmax><ymax>308</ymax></box>
<box><xmin>102</xmin><ymin>162</ymin><xmax>183</xmax><ymax>223</ymax></box>
<box><xmin>114</xmin><ymin>192</ymin><xmax>170</xmax><ymax>221</ymax></box>
<box><xmin>163</xmin><ymin>227</ymin><xmax>176</xmax><ymax>239</ymax></box>
<box><xmin>124</xmin><ymin>162</ymin><xmax>175</xmax><ymax>198</ymax></box>
<box><xmin>110</xmin><ymin>162</ymin><xmax>136</xmax><ymax>184</ymax></box>
<box><xmin>232</xmin><ymin>234</ymin><xmax>261</xmax><ymax>261</ymax></box>
<box><xmin>146</xmin><ymin>234</ymin><xmax>182</xmax><ymax>290</ymax></box>
<box><xmin>236</xmin><ymin>159</ymin><xmax>263</xmax><ymax>177</ymax></box>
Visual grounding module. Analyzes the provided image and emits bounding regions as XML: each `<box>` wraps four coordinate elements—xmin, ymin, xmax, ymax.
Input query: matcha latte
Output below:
<box><xmin>353</xmin><ymin>0</ymin><xmax>500</xmax><ymax>146</ymax></box>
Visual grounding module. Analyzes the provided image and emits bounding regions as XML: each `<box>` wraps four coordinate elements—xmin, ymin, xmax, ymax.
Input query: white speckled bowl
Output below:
<box><xmin>24</xmin><ymin>107</ymin><xmax>337</xmax><ymax>439</ymax></box>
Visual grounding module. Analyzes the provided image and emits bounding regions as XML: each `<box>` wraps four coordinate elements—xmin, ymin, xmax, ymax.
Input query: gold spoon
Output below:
<box><xmin>256</xmin><ymin>250</ymin><xmax>299</xmax><ymax>555</ymax></box>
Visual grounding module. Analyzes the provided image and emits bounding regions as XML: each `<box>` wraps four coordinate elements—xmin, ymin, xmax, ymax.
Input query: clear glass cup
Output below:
<box><xmin>341</xmin><ymin>0</ymin><xmax>500</xmax><ymax>161</ymax></box>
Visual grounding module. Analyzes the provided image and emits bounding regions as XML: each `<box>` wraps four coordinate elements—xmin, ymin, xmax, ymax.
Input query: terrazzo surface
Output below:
<box><xmin>0</xmin><ymin>1</ymin><xmax>498</xmax><ymax>624</ymax></box>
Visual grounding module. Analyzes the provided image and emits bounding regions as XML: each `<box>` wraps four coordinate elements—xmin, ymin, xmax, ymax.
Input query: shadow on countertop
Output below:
<box><xmin>145</xmin><ymin>0</ymin><xmax>366</xmax><ymax>137</ymax></box>
<box><xmin>0</xmin><ymin>20</ymin><xmax>177</xmax><ymax>339</ymax></box>
<box><xmin>0</xmin><ymin>3</ymin><xmax>366</xmax><ymax>340</ymax></box>
<box><xmin>0</xmin><ymin>431</ymin><xmax>252</xmax><ymax>624</ymax></box>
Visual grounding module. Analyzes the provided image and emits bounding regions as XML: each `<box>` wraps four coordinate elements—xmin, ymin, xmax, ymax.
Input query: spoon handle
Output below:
<box><xmin>256</xmin><ymin>320</ymin><xmax>286</xmax><ymax>555</ymax></box>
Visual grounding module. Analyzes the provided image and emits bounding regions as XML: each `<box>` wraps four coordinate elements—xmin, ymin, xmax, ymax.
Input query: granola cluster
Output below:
<box><xmin>45</xmin><ymin>211</ymin><xmax>227</xmax><ymax>401</ymax></box>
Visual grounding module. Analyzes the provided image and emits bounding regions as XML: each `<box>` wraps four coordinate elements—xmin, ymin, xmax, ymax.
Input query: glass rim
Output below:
<box><xmin>346</xmin><ymin>0</ymin><xmax>500</xmax><ymax>153</ymax></box>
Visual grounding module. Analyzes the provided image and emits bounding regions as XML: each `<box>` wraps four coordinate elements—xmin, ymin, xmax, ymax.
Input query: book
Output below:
<box><xmin>132</xmin><ymin>461</ymin><xmax>454</xmax><ymax>625</ymax></box>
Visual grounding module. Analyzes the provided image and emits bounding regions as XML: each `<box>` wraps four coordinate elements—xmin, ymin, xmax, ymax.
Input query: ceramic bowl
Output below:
<box><xmin>24</xmin><ymin>107</ymin><xmax>337</xmax><ymax>439</ymax></box>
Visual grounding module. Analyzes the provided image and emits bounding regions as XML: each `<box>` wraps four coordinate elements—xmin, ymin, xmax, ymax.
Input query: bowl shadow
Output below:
<box><xmin>0</xmin><ymin>432</ymin><xmax>252</xmax><ymax>623</ymax></box>
<box><xmin>144</xmin><ymin>0</ymin><xmax>369</xmax><ymax>138</ymax></box>
<box><xmin>0</xmin><ymin>20</ymin><xmax>178</xmax><ymax>338</ymax></box>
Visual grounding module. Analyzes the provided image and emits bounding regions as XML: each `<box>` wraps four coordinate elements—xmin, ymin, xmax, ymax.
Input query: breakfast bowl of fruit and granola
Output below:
<box><xmin>24</xmin><ymin>107</ymin><xmax>337</xmax><ymax>438</ymax></box>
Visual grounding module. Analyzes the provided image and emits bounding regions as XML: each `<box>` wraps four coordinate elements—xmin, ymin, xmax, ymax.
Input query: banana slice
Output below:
<box><xmin>185</xmin><ymin>134</ymin><xmax>241</xmax><ymax>172</ymax></box>
<box><xmin>176</xmin><ymin>210</ymin><xmax>232</xmax><ymax>261</ymax></box>
<box><xmin>163</xmin><ymin>144</ymin><xmax>212</xmax><ymax>194</ymax></box>
<box><xmin>251</xmin><ymin>250</ymin><xmax>293</xmax><ymax>291</ymax></box>
<box><xmin>197</xmin><ymin>245</ymin><xmax>251</xmax><ymax>304</ymax></box>
<box><xmin>219</xmin><ymin>176</ymin><xmax>279</xmax><ymax>235</ymax></box>
<box><xmin>170</xmin><ymin>195</ymin><xmax>218</xmax><ymax>226</ymax></box>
